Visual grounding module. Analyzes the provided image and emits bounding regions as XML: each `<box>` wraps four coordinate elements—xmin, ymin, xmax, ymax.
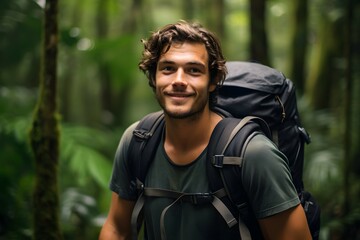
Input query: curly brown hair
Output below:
<box><xmin>138</xmin><ymin>20</ymin><xmax>227</xmax><ymax>104</ymax></box>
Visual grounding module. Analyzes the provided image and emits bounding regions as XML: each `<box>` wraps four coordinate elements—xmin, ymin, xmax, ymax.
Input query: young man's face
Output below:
<box><xmin>155</xmin><ymin>42</ymin><xmax>216</xmax><ymax>119</ymax></box>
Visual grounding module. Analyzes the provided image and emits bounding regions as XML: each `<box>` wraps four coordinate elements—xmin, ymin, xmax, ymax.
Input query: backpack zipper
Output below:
<box><xmin>275</xmin><ymin>95</ymin><xmax>286</xmax><ymax>122</ymax></box>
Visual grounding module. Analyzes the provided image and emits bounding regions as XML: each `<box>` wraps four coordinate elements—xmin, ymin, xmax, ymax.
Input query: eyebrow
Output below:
<box><xmin>158</xmin><ymin>60</ymin><xmax>207</xmax><ymax>69</ymax></box>
<box><xmin>158</xmin><ymin>60</ymin><xmax>174</xmax><ymax>65</ymax></box>
<box><xmin>187</xmin><ymin>61</ymin><xmax>207</xmax><ymax>68</ymax></box>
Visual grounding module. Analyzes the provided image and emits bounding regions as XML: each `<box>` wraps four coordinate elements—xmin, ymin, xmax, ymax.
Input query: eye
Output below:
<box><xmin>188</xmin><ymin>67</ymin><xmax>202</xmax><ymax>75</ymax></box>
<box><xmin>189</xmin><ymin>68</ymin><xmax>199</xmax><ymax>73</ymax></box>
<box><xmin>160</xmin><ymin>65</ymin><xmax>175</xmax><ymax>73</ymax></box>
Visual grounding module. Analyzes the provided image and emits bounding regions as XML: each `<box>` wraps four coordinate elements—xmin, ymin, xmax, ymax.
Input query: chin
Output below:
<box><xmin>164</xmin><ymin>110</ymin><xmax>190</xmax><ymax>119</ymax></box>
<box><xmin>164</xmin><ymin>108</ymin><xmax>204</xmax><ymax>120</ymax></box>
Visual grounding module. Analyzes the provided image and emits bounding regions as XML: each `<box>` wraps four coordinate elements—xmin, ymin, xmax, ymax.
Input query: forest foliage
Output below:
<box><xmin>0</xmin><ymin>0</ymin><xmax>359</xmax><ymax>239</ymax></box>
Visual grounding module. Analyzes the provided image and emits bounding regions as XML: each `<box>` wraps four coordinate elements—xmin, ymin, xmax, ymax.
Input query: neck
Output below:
<box><xmin>163</xmin><ymin>109</ymin><xmax>222</xmax><ymax>165</ymax></box>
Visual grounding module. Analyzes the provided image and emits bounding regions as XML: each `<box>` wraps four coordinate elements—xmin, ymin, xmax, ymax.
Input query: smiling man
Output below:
<box><xmin>99</xmin><ymin>20</ymin><xmax>311</xmax><ymax>240</ymax></box>
<box><xmin>156</xmin><ymin>42</ymin><xmax>213</xmax><ymax>119</ymax></box>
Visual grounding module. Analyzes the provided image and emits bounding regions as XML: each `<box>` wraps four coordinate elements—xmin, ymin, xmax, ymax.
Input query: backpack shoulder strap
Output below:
<box><xmin>207</xmin><ymin>116</ymin><xmax>271</xmax><ymax>198</ymax></box>
<box><xmin>128</xmin><ymin>110</ymin><xmax>165</xmax><ymax>185</ymax></box>
<box><xmin>206</xmin><ymin>116</ymin><xmax>271</xmax><ymax>240</ymax></box>
<box><xmin>128</xmin><ymin>111</ymin><xmax>165</xmax><ymax>240</ymax></box>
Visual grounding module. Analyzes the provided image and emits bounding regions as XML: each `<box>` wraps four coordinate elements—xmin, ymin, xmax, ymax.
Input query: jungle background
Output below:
<box><xmin>0</xmin><ymin>0</ymin><xmax>359</xmax><ymax>239</ymax></box>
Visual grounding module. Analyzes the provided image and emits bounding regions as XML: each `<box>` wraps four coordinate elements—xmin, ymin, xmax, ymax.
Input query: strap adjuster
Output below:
<box><xmin>136</xmin><ymin>179</ymin><xmax>145</xmax><ymax>191</ymax></box>
<box><xmin>190</xmin><ymin>193</ymin><xmax>214</xmax><ymax>205</ymax></box>
<box><xmin>133</xmin><ymin>129</ymin><xmax>152</xmax><ymax>140</ymax></box>
<box><xmin>212</xmin><ymin>155</ymin><xmax>224</xmax><ymax>168</ymax></box>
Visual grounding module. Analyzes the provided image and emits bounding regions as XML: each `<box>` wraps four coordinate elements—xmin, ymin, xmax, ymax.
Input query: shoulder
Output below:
<box><xmin>243</xmin><ymin>133</ymin><xmax>288</xmax><ymax>170</ymax></box>
<box><xmin>241</xmin><ymin>133</ymin><xmax>290</xmax><ymax>183</ymax></box>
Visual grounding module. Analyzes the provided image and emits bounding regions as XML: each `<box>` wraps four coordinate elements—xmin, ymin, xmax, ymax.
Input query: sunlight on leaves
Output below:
<box><xmin>61</xmin><ymin>188</ymin><xmax>96</xmax><ymax>220</ymax></box>
<box><xmin>60</xmin><ymin>123</ymin><xmax>120</xmax><ymax>192</ymax></box>
<box><xmin>62</xmin><ymin>138</ymin><xmax>112</xmax><ymax>189</ymax></box>
<box><xmin>306</xmin><ymin>150</ymin><xmax>340</xmax><ymax>189</ymax></box>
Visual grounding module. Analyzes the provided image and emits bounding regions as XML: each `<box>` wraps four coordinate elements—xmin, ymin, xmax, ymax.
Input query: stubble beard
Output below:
<box><xmin>155</xmin><ymin>91</ymin><xmax>209</xmax><ymax>120</ymax></box>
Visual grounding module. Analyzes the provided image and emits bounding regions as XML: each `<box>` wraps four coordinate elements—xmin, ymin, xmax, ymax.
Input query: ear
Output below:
<box><xmin>209</xmin><ymin>73</ymin><xmax>221</xmax><ymax>92</ymax></box>
<box><xmin>209</xmin><ymin>83</ymin><xmax>217</xmax><ymax>92</ymax></box>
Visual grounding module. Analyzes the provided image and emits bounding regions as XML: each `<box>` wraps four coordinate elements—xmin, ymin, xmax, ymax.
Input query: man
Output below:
<box><xmin>99</xmin><ymin>20</ymin><xmax>311</xmax><ymax>240</ymax></box>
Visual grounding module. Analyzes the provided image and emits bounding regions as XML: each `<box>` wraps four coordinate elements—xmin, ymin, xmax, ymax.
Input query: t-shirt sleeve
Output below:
<box><xmin>241</xmin><ymin>133</ymin><xmax>300</xmax><ymax>219</ymax></box>
<box><xmin>109</xmin><ymin>121</ymin><xmax>139</xmax><ymax>201</ymax></box>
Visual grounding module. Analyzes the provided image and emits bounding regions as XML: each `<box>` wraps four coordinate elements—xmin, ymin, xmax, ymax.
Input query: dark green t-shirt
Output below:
<box><xmin>109</xmin><ymin>122</ymin><xmax>300</xmax><ymax>240</ymax></box>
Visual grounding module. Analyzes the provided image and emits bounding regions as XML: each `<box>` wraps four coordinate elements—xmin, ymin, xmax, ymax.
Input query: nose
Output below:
<box><xmin>172</xmin><ymin>69</ymin><xmax>188</xmax><ymax>88</ymax></box>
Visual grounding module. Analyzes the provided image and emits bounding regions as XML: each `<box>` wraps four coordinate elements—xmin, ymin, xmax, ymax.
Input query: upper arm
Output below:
<box><xmin>241</xmin><ymin>134</ymin><xmax>311</xmax><ymax>239</ymax></box>
<box><xmin>242</xmin><ymin>134</ymin><xmax>300</xmax><ymax>218</ymax></box>
<box><xmin>258</xmin><ymin>204</ymin><xmax>312</xmax><ymax>240</ymax></box>
<box><xmin>99</xmin><ymin>192</ymin><xmax>135</xmax><ymax>240</ymax></box>
<box><xmin>110</xmin><ymin>122</ymin><xmax>139</xmax><ymax>200</ymax></box>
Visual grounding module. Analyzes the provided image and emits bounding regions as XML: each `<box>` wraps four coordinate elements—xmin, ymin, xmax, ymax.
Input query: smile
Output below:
<box><xmin>165</xmin><ymin>92</ymin><xmax>195</xmax><ymax>98</ymax></box>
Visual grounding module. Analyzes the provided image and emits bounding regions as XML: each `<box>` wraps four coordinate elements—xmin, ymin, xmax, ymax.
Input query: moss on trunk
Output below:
<box><xmin>29</xmin><ymin>0</ymin><xmax>62</xmax><ymax>239</ymax></box>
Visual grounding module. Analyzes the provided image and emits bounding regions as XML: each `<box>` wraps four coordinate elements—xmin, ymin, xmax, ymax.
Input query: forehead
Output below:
<box><xmin>159</xmin><ymin>42</ymin><xmax>209</xmax><ymax>66</ymax></box>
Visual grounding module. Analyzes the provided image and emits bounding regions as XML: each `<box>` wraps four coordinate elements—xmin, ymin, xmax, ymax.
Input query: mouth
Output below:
<box><xmin>165</xmin><ymin>92</ymin><xmax>194</xmax><ymax>98</ymax></box>
<box><xmin>163</xmin><ymin>92</ymin><xmax>195</xmax><ymax>104</ymax></box>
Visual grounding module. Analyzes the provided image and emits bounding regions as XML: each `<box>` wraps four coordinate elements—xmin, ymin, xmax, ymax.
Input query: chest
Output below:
<box><xmin>145</xmin><ymin>143</ymin><xmax>209</xmax><ymax>193</ymax></box>
<box><xmin>142</xmin><ymin>144</ymin><xmax>240</xmax><ymax>240</ymax></box>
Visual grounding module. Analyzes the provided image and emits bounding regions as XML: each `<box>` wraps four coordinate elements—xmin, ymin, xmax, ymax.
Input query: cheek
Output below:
<box><xmin>155</xmin><ymin>72</ymin><xmax>170</xmax><ymax>84</ymax></box>
<box><xmin>155</xmin><ymin>84</ymin><xmax>163</xmax><ymax>94</ymax></box>
<box><xmin>154</xmin><ymin>76</ymin><xmax>165</xmax><ymax>89</ymax></box>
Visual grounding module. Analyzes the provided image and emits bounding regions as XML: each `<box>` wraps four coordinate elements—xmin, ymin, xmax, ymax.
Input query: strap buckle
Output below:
<box><xmin>212</xmin><ymin>155</ymin><xmax>224</xmax><ymax>168</ymax></box>
<box><xmin>136</xmin><ymin>179</ymin><xmax>145</xmax><ymax>191</ymax></box>
<box><xmin>133</xmin><ymin>129</ymin><xmax>152</xmax><ymax>140</ymax></box>
<box><xmin>190</xmin><ymin>193</ymin><xmax>214</xmax><ymax>205</ymax></box>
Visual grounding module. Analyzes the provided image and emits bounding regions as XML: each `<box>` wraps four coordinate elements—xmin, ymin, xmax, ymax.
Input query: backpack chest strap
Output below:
<box><xmin>130</xmin><ymin>184</ymin><xmax>240</xmax><ymax>240</ymax></box>
<box><xmin>142</xmin><ymin>186</ymin><xmax>237</xmax><ymax>227</ymax></box>
<box><xmin>143</xmin><ymin>187</ymin><xmax>226</xmax><ymax>204</ymax></box>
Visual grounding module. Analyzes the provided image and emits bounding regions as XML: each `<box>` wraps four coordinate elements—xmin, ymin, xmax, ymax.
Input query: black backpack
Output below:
<box><xmin>127</xmin><ymin>61</ymin><xmax>320</xmax><ymax>240</ymax></box>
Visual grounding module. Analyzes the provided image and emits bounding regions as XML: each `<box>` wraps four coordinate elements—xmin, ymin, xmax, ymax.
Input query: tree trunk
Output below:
<box><xmin>350</xmin><ymin>0</ymin><xmax>360</xmax><ymax>179</ymax></box>
<box><xmin>121</xmin><ymin>0</ymin><xmax>142</xmax><ymax>33</ymax></box>
<box><xmin>59</xmin><ymin>0</ymin><xmax>82</xmax><ymax>123</ymax></box>
<box><xmin>29</xmin><ymin>0</ymin><xmax>62</xmax><ymax>239</ymax></box>
<box><xmin>307</xmin><ymin>0</ymin><xmax>352</xmax><ymax>111</ymax></box>
<box><xmin>288</xmin><ymin>0</ymin><xmax>308</xmax><ymax>94</ymax></box>
<box><xmin>108</xmin><ymin>0</ymin><xmax>143</xmax><ymax>125</ymax></box>
<box><xmin>306</xmin><ymin>12</ymin><xmax>339</xmax><ymax>110</ymax></box>
<box><xmin>343</xmin><ymin>0</ymin><xmax>353</xmax><ymax>218</ymax></box>
<box><xmin>182</xmin><ymin>0</ymin><xmax>195</xmax><ymax>21</ymax></box>
<box><xmin>206</xmin><ymin>0</ymin><xmax>225</xmax><ymax>40</ymax></box>
<box><xmin>343</xmin><ymin>0</ymin><xmax>358</xmax><ymax>238</ymax></box>
<box><xmin>96</xmin><ymin>0</ymin><xmax>113</xmax><ymax>124</ymax></box>
<box><xmin>249</xmin><ymin>0</ymin><xmax>270</xmax><ymax>66</ymax></box>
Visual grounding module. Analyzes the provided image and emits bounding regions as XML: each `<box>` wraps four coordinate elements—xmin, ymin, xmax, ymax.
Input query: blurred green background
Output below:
<box><xmin>0</xmin><ymin>0</ymin><xmax>359</xmax><ymax>239</ymax></box>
